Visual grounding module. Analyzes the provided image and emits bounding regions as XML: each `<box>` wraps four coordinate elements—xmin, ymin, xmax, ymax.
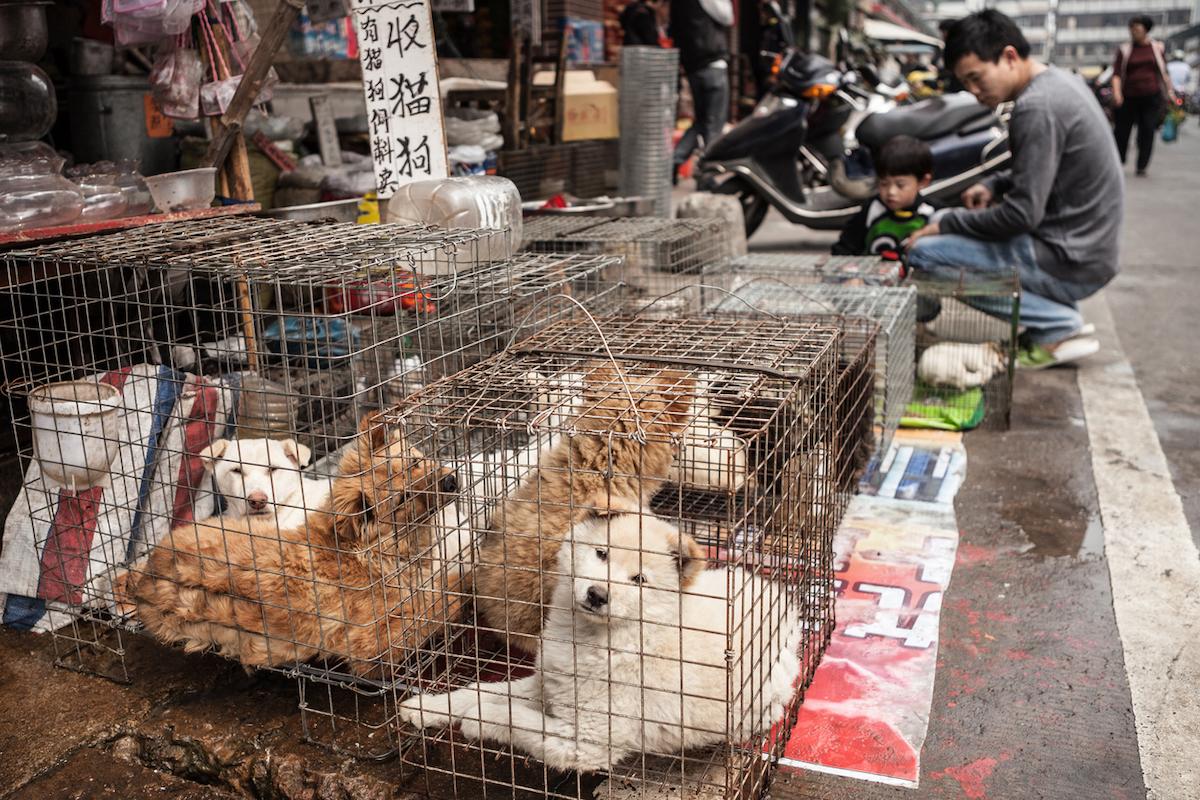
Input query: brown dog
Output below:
<box><xmin>127</xmin><ymin>415</ymin><xmax>462</xmax><ymax>677</ymax></box>
<box><xmin>473</xmin><ymin>364</ymin><xmax>695</xmax><ymax>654</ymax></box>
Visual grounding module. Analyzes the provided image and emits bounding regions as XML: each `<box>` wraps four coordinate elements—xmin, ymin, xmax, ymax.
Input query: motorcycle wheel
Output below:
<box><xmin>714</xmin><ymin>178</ymin><xmax>769</xmax><ymax>238</ymax></box>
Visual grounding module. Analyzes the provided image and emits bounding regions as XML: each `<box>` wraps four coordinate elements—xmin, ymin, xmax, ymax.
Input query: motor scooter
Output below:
<box><xmin>696</xmin><ymin>51</ymin><xmax>1011</xmax><ymax>237</ymax></box>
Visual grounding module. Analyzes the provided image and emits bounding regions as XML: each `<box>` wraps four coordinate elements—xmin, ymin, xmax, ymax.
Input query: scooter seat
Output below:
<box><xmin>857</xmin><ymin>92</ymin><xmax>994</xmax><ymax>151</ymax></box>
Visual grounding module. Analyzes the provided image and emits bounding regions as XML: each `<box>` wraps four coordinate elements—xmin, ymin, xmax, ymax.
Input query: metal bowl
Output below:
<box><xmin>521</xmin><ymin>199</ymin><xmax>616</xmax><ymax>215</ymax></box>
<box><xmin>144</xmin><ymin>167</ymin><xmax>216</xmax><ymax>213</ymax></box>
<box><xmin>0</xmin><ymin>2</ymin><xmax>50</xmax><ymax>62</ymax></box>
<box><xmin>257</xmin><ymin>198</ymin><xmax>361</xmax><ymax>223</ymax></box>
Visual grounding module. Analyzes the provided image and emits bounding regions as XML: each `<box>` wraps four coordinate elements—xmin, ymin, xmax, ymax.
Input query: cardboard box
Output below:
<box><xmin>534</xmin><ymin>70</ymin><xmax>619</xmax><ymax>142</ymax></box>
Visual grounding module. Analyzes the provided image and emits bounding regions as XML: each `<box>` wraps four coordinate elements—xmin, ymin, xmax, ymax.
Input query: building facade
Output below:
<box><xmin>920</xmin><ymin>0</ymin><xmax>1195</xmax><ymax>70</ymax></box>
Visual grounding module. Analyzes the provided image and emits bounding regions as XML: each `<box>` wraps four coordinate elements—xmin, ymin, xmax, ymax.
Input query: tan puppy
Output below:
<box><xmin>473</xmin><ymin>364</ymin><xmax>694</xmax><ymax>654</ymax></box>
<box><xmin>127</xmin><ymin>415</ymin><xmax>462</xmax><ymax>676</ymax></box>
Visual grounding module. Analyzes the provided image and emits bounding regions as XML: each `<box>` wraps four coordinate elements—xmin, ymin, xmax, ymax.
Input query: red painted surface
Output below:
<box><xmin>0</xmin><ymin>204</ymin><xmax>260</xmax><ymax>248</ymax></box>
<box><xmin>931</xmin><ymin>754</ymin><xmax>1011</xmax><ymax>798</ymax></box>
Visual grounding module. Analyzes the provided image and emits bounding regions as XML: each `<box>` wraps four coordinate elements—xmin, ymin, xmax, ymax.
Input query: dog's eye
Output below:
<box><xmin>595</xmin><ymin>549</ymin><xmax>607</xmax><ymax>562</ymax></box>
<box><xmin>229</xmin><ymin>467</ymin><xmax>241</xmax><ymax>476</ymax></box>
<box><xmin>630</xmin><ymin>574</ymin><xmax>647</xmax><ymax>585</ymax></box>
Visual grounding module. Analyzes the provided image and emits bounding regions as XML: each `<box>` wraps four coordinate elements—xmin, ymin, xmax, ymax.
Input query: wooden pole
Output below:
<box><xmin>202</xmin><ymin>0</ymin><xmax>305</xmax><ymax>175</ymax></box>
<box><xmin>552</xmin><ymin>28</ymin><xmax>569</xmax><ymax>145</ymax></box>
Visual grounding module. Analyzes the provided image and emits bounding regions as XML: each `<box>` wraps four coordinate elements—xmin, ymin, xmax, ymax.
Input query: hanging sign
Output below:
<box><xmin>351</xmin><ymin>0</ymin><xmax>449</xmax><ymax>198</ymax></box>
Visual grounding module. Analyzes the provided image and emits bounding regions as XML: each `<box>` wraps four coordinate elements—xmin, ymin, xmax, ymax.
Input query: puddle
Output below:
<box><xmin>1018</xmin><ymin>510</ymin><xmax>1104</xmax><ymax>559</ymax></box>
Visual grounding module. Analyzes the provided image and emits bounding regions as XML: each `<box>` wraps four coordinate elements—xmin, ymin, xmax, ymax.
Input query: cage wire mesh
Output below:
<box><xmin>619</xmin><ymin>47</ymin><xmax>679</xmax><ymax>216</ymax></box>
<box><xmin>705</xmin><ymin>281</ymin><xmax>916</xmax><ymax>461</ymax></box>
<box><xmin>383</xmin><ymin>315</ymin><xmax>842</xmax><ymax>800</ymax></box>
<box><xmin>522</xmin><ymin>215</ymin><xmax>735</xmax><ymax>311</ymax></box>
<box><xmin>0</xmin><ymin>218</ymin><xmax>625</xmax><ymax>758</ymax></box>
<box><xmin>726</xmin><ymin>253</ymin><xmax>906</xmax><ymax>286</ymax></box>
<box><xmin>908</xmin><ymin>270</ymin><xmax>1019</xmax><ymax>431</ymax></box>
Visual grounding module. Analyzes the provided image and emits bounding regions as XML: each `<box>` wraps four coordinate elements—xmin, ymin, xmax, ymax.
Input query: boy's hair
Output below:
<box><xmin>944</xmin><ymin>10</ymin><xmax>1031</xmax><ymax>71</ymax></box>
<box><xmin>875</xmin><ymin>135</ymin><xmax>933</xmax><ymax>179</ymax></box>
<box><xmin>1128</xmin><ymin>15</ymin><xmax>1153</xmax><ymax>32</ymax></box>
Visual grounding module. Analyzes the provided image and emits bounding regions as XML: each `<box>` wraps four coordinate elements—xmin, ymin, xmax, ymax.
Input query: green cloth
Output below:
<box><xmin>901</xmin><ymin>383</ymin><xmax>987</xmax><ymax>431</ymax></box>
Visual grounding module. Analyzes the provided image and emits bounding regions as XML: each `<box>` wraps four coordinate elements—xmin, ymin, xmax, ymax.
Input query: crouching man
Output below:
<box><xmin>905</xmin><ymin>10</ymin><xmax>1123</xmax><ymax>368</ymax></box>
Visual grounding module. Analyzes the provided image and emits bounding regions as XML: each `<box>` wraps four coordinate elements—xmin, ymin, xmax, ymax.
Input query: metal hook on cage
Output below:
<box><xmin>493</xmin><ymin>292</ymin><xmax>650</xmax><ymax>444</ymax></box>
<box><xmin>629</xmin><ymin>283</ymin><xmax>789</xmax><ymax>322</ymax></box>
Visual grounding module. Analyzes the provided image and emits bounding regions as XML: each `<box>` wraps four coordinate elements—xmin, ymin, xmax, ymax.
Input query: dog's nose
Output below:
<box><xmin>247</xmin><ymin>492</ymin><xmax>268</xmax><ymax>510</ymax></box>
<box><xmin>585</xmin><ymin>586</ymin><xmax>608</xmax><ymax>609</ymax></box>
<box><xmin>439</xmin><ymin>473</ymin><xmax>458</xmax><ymax>493</ymax></box>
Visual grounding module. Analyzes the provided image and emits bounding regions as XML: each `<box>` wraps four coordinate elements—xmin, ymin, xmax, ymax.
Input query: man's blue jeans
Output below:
<box><xmin>908</xmin><ymin>233</ymin><xmax>1102</xmax><ymax>344</ymax></box>
<box><xmin>673</xmin><ymin>63</ymin><xmax>729</xmax><ymax>168</ymax></box>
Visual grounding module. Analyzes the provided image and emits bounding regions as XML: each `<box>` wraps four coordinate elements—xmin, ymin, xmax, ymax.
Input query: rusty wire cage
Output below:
<box><xmin>383</xmin><ymin>315</ymin><xmax>842</xmax><ymax>800</ymax></box>
<box><xmin>523</xmin><ymin>216</ymin><xmax>738</xmax><ymax>311</ymax></box>
<box><xmin>705</xmin><ymin>281</ymin><xmax>916</xmax><ymax>460</ymax></box>
<box><xmin>0</xmin><ymin>218</ymin><xmax>623</xmax><ymax>760</ymax></box>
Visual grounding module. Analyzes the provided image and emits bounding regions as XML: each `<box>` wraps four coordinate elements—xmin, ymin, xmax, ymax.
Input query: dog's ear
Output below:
<box><xmin>330</xmin><ymin>474</ymin><xmax>375</xmax><ymax>546</ymax></box>
<box><xmin>357</xmin><ymin>411</ymin><xmax>390</xmax><ymax>452</ymax></box>
<box><xmin>199</xmin><ymin>439</ymin><xmax>229</xmax><ymax>470</ymax></box>
<box><xmin>669</xmin><ymin>530</ymin><xmax>708</xmax><ymax>587</ymax></box>
<box><xmin>655</xmin><ymin>369</ymin><xmax>697</xmax><ymax>421</ymax></box>
<box><xmin>281</xmin><ymin>439</ymin><xmax>312</xmax><ymax>468</ymax></box>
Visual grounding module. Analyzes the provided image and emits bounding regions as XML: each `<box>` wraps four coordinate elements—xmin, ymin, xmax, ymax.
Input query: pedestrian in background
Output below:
<box><xmin>670</xmin><ymin>0</ymin><xmax>733</xmax><ymax>181</ymax></box>
<box><xmin>1111</xmin><ymin>15</ymin><xmax>1176</xmax><ymax>176</ymax></box>
<box><xmin>1166</xmin><ymin>50</ymin><xmax>1192</xmax><ymax>95</ymax></box>
<box><xmin>620</xmin><ymin>0</ymin><xmax>663</xmax><ymax>48</ymax></box>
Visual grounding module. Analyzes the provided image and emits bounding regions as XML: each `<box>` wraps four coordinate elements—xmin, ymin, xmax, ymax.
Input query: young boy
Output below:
<box><xmin>832</xmin><ymin>136</ymin><xmax>945</xmax><ymax>257</ymax></box>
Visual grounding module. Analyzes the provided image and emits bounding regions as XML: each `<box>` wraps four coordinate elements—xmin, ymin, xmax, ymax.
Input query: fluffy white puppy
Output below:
<box><xmin>917</xmin><ymin>342</ymin><xmax>1007</xmax><ymax>390</ymax></box>
<box><xmin>400</xmin><ymin>512</ymin><xmax>802</xmax><ymax>772</ymax></box>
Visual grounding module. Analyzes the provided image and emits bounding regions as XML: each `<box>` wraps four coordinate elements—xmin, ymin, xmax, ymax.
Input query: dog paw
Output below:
<box><xmin>399</xmin><ymin>695</ymin><xmax>450</xmax><ymax>729</ymax></box>
<box><xmin>455</xmin><ymin>715</ymin><xmax>485</xmax><ymax>742</ymax></box>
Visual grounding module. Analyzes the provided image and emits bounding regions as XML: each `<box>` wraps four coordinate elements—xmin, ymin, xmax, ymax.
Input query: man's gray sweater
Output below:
<box><xmin>939</xmin><ymin>66</ymin><xmax>1124</xmax><ymax>287</ymax></box>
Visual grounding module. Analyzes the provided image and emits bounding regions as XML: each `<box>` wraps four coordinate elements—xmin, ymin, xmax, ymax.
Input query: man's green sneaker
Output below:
<box><xmin>1018</xmin><ymin>336</ymin><xmax>1100</xmax><ymax>369</ymax></box>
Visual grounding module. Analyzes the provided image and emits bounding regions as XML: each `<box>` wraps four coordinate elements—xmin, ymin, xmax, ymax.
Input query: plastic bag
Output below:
<box><xmin>150</xmin><ymin>44</ymin><xmax>203</xmax><ymax>119</ymax></box>
<box><xmin>200</xmin><ymin>72</ymin><xmax>276</xmax><ymax>116</ymax></box>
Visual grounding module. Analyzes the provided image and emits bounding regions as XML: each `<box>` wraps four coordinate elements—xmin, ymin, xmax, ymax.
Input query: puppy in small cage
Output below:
<box><xmin>473</xmin><ymin>364</ymin><xmax>696</xmax><ymax>654</ymax></box>
<box><xmin>126</xmin><ymin>415</ymin><xmax>465</xmax><ymax>676</ymax></box>
<box><xmin>200</xmin><ymin>437</ymin><xmax>332</xmax><ymax>528</ymax></box>
<box><xmin>400</xmin><ymin>512</ymin><xmax>803</xmax><ymax>772</ymax></box>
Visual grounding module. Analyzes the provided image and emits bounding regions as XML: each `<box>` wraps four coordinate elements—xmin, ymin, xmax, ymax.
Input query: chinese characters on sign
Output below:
<box><xmin>351</xmin><ymin>0</ymin><xmax>448</xmax><ymax>197</ymax></box>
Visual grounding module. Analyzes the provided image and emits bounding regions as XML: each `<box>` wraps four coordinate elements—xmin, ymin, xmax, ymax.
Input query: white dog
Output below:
<box><xmin>400</xmin><ymin>513</ymin><xmax>802</xmax><ymax>772</ymax></box>
<box><xmin>917</xmin><ymin>342</ymin><xmax>1007</xmax><ymax>390</ymax></box>
<box><xmin>199</xmin><ymin>438</ymin><xmax>332</xmax><ymax>528</ymax></box>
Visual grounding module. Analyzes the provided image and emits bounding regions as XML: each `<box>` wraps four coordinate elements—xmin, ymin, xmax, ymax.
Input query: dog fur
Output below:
<box><xmin>917</xmin><ymin>341</ymin><xmax>1006</xmax><ymax>390</ymax></box>
<box><xmin>472</xmin><ymin>365</ymin><xmax>695</xmax><ymax>654</ymax></box>
<box><xmin>200</xmin><ymin>437</ymin><xmax>332</xmax><ymax>527</ymax></box>
<box><xmin>127</xmin><ymin>416</ymin><xmax>463</xmax><ymax>675</ymax></box>
<box><xmin>400</xmin><ymin>513</ymin><xmax>802</xmax><ymax>772</ymax></box>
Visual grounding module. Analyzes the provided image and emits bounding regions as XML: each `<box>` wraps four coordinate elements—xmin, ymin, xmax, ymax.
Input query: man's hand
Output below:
<box><xmin>903</xmin><ymin>221</ymin><xmax>940</xmax><ymax>251</ymax></box>
<box><xmin>961</xmin><ymin>182</ymin><xmax>993</xmax><ymax>209</ymax></box>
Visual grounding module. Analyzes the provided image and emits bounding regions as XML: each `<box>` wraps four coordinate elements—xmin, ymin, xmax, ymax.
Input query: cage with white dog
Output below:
<box><xmin>380</xmin><ymin>314</ymin><xmax>842</xmax><ymax>800</ymax></box>
<box><xmin>0</xmin><ymin>216</ymin><xmax>623</xmax><ymax>757</ymax></box>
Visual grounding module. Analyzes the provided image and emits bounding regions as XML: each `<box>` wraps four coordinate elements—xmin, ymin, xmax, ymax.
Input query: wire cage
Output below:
<box><xmin>383</xmin><ymin>315</ymin><xmax>842</xmax><ymax>800</ymax></box>
<box><xmin>907</xmin><ymin>270</ymin><xmax>1020</xmax><ymax>431</ymax></box>
<box><xmin>705</xmin><ymin>281</ymin><xmax>917</xmax><ymax>461</ymax></box>
<box><xmin>726</xmin><ymin>253</ymin><xmax>906</xmax><ymax>287</ymax></box>
<box><xmin>619</xmin><ymin>47</ymin><xmax>679</xmax><ymax>216</ymax></box>
<box><xmin>523</xmin><ymin>216</ymin><xmax>735</xmax><ymax>311</ymax></box>
<box><xmin>0</xmin><ymin>217</ymin><xmax>624</xmax><ymax>703</ymax></box>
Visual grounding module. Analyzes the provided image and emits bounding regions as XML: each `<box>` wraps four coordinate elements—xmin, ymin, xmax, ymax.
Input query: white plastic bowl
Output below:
<box><xmin>144</xmin><ymin>167</ymin><xmax>216</xmax><ymax>213</ymax></box>
<box><xmin>28</xmin><ymin>380</ymin><xmax>122</xmax><ymax>487</ymax></box>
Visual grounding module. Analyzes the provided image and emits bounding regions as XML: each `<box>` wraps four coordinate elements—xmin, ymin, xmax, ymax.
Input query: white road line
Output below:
<box><xmin>1078</xmin><ymin>294</ymin><xmax>1200</xmax><ymax>800</ymax></box>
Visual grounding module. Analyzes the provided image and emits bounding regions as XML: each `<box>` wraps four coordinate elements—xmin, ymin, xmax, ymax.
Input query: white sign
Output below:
<box><xmin>351</xmin><ymin>0</ymin><xmax>449</xmax><ymax>198</ymax></box>
<box><xmin>510</xmin><ymin>0</ymin><xmax>541</xmax><ymax>46</ymax></box>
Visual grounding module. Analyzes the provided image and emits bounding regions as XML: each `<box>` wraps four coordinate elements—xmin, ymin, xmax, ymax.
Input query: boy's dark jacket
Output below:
<box><xmin>832</xmin><ymin>196</ymin><xmax>946</xmax><ymax>255</ymax></box>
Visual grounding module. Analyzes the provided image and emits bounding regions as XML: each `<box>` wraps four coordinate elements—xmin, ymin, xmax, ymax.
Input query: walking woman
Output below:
<box><xmin>1111</xmin><ymin>15</ymin><xmax>1176</xmax><ymax>176</ymax></box>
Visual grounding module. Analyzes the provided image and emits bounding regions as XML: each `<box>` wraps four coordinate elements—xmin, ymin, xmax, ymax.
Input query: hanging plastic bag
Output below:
<box><xmin>150</xmin><ymin>42</ymin><xmax>203</xmax><ymax>119</ymax></box>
